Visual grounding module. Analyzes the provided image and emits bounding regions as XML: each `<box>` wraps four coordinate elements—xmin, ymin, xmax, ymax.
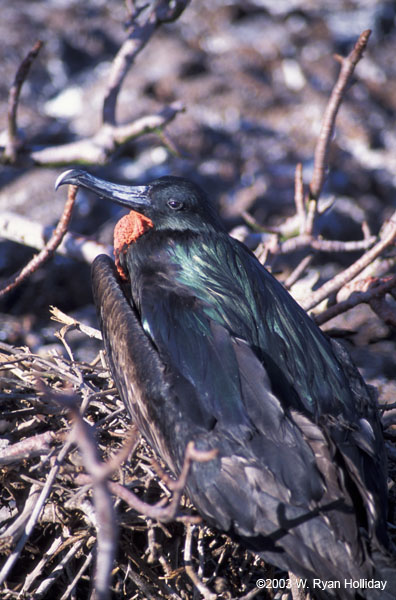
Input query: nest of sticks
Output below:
<box><xmin>0</xmin><ymin>307</ymin><xmax>395</xmax><ymax>600</ymax></box>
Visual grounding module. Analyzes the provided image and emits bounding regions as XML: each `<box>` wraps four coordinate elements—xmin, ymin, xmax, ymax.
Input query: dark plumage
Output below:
<box><xmin>56</xmin><ymin>169</ymin><xmax>396</xmax><ymax>598</ymax></box>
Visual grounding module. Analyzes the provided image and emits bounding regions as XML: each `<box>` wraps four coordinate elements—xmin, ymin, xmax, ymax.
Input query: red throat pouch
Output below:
<box><xmin>113</xmin><ymin>211</ymin><xmax>154</xmax><ymax>280</ymax></box>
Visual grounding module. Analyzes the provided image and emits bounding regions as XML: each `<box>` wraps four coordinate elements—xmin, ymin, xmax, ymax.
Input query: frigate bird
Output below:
<box><xmin>56</xmin><ymin>169</ymin><xmax>396</xmax><ymax>599</ymax></box>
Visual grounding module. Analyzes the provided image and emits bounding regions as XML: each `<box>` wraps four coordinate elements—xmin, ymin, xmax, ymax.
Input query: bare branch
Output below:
<box><xmin>309</xmin><ymin>29</ymin><xmax>371</xmax><ymax>201</ymax></box>
<box><xmin>279</xmin><ymin>233</ymin><xmax>376</xmax><ymax>255</ymax></box>
<box><xmin>103</xmin><ymin>2</ymin><xmax>189</xmax><ymax>126</ymax></box>
<box><xmin>242</xmin><ymin>211</ymin><xmax>280</xmax><ymax>234</ymax></box>
<box><xmin>284</xmin><ymin>254</ymin><xmax>313</xmax><ymax>289</ymax></box>
<box><xmin>0</xmin><ymin>431</ymin><xmax>61</xmax><ymax>465</ymax></box>
<box><xmin>0</xmin><ymin>438</ymin><xmax>72</xmax><ymax>586</ymax></box>
<box><xmin>0</xmin><ymin>185</ymin><xmax>77</xmax><ymax>298</ymax></box>
<box><xmin>60</xmin><ymin>551</ymin><xmax>93</xmax><ymax>600</ymax></box>
<box><xmin>76</xmin><ymin>441</ymin><xmax>216</xmax><ymax>525</ymax></box>
<box><xmin>26</xmin><ymin>103</ymin><xmax>183</xmax><ymax>166</ymax></box>
<box><xmin>361</xmin><ymin>220</ymin><xmax>371</xmax><ymax>240</ymax></box>
<box><xmin>183</xmin><ymin>525</ymin><xmax>216</xmax><ymax>600</ymax></box>
<box><xmin>150</xmin><ymin>442</ymin><xmax>218</xmax><ymax>493</ymax></box>
<box><xmin>50</xmin><ymin>306</ymin><xmax>103</xmax><ymax>341</ymax></box>
<box><xmin>302</xmin><ymin>210</ymin><xmax>396</xmax><ymax>311</ymax></box>
<box><xmin>0</xmin><ymin>484</ymin><xmax>41</xmax><ymax>544</ymax></box>
<box><xmin>304</xmin><ymin>198</ymin><xmax>317</xmax><ymax>236</ymax></box>
<box><xmin>5</xmin><ymin>40</ymin><xmax>44</xmax><ymax>162</ymax></box>
<box><xmin>47</xmin><ymin>389</ymin><xmax>117</xmax><ymax>600</ymax></box>
<box><xmin>102</xmin><ymin>22</ymin><xmax>157</xmax><ymax>126</ymax></box>
<box><xmin>0</xmin><ymin>211</ymin><xmax>111</xmax><ymax>264</ymax></box>
<box><xmin>112</xmin><ymin>102</ymin><xmax>184</xmax><ymax>145</ymax></box>
<box><xmin>294</xmin><ymin>163</ymin><xmax>305</xmax><ymax>233</ymax></box>
<box><xmin>336</xmin><ymin>215</ymin><xmax>396</xmax><ymax>301</ymax></box>
<box><xmin>20</xmin><ymin>536</ymin><xmax>64</xmax><ymax>595</ymax></box>
<box><xmin>314</xmin><ymin>274</ymin><xmax>396</xmax><ymax>326</ymax></box>
<box><xmin>47</xmin><ymin>386</ymin><xmax>214</xmax><ymax>597</ymax></box>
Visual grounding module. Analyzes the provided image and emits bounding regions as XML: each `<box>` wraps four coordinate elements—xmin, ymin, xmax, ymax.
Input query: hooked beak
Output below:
<box><xmin>55</xmin><ymin>169</ymin><xmax>151</xmax><ymax>209</ymax></box>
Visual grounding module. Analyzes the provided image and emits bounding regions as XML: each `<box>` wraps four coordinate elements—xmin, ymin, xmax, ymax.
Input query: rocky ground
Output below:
<box><xmin>0</xmin><ymin>1</ymin><xmax>395</xmax><ymax>599</ymax></box>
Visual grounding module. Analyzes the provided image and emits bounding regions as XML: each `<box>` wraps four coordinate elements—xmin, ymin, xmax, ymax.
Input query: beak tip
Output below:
<box><xmin>55</xmin><ymin>169</ymin><xmax>85</xmax><ymax>191</ymax></box>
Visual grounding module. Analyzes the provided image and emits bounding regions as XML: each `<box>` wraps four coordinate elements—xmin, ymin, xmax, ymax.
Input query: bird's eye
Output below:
<box><xmin>167</xmin><ymin>199</ymin><xmax>183</xmax><ymax>210</ymax></box>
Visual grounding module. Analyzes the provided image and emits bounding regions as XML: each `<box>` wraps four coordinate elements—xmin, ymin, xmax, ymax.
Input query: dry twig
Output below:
<box><xmin>43</xmin><ymin>387</ymin><xmax>117</xmax><ymax>600</ymax></box>
<box><xmin>286</xmin><ymin>30</ymin><xmax>372</xmax><ymax>258</ymax></box>
<box><xmin>0</xmin><ymin>439</ymin><xmax>73</xmax><ymax>586</ymax></box>
<box><xmin>309</xmin><ymin>30</ymin><xmax>371</xmax><ymax>201</ymax></box>
<box><xmin>42</xmin><ymin>384</ymin><xmax>216</xmax><ymax>599</ymax></box>
<box><xmin>294</xmin><ymin>163</ymin><xmax>305</xmax><ymax>233</ymax></box>
<box><xmin>29</xmin><ymin>102</ymin><xmax>184</xmax><ymax>166</ymax></box>
<box><xmin>0</xmin><ymin>431</ymin><xmax>61</xmax><ymax>465</ymax></box>
<box><xmin>103</xmin><ymin>1</ymin><xmax>189</xmax><ymax>125</ymax></box>
<box><xmin>315</xmin><ymin>274</ymin><xmax>396</xmax><ymax>326</ymax></box>
<box><xmin>302</xmin><ymin>210</ymin><xmax>396</xmax><ymax>311</ymax></box>
<box><xmin>184</xmin><ymin>525</ymin><xmax>217</xmax><ymax>600</ymax></box>
<box><xmin>4</xmin><ymin>40</ymin><xmax>43</xmax><ymax>162</ymax></box>
<box><xmin>0</xmin><ymin>185</ymin><xmax>78</xmax><ymax>298</ymax></box>
<box><xmin>0</xmin><ymin>211</ymin><xmax>111</xmax><ymax>264</ymax></box>
<box><xmin>50</xmin><ymin>306</ymin><xmax>103</xmax><ymax>341</ymax></box>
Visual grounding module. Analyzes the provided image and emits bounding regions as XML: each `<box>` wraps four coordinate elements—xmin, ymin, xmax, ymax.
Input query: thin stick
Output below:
<box><xmin>0</xmin><ymin>431</ymin><xmax>60</xmax><ymax>465</ymax></box>
<box><xmin>59</xmin><ymin>546</ymin><xmax>93</xmax><ymax>600</ymax></box>
<box><xmin>184</xmin><ymin>525</ymin><xmax>216</xmax><ymax>600</ymax></box>
<box><xmin>20</xmin><ymin>536</ymin><xmax>64</xmax><ymax>594</ymax></box>
<box><xmin>309</xmin><ymin>30</ymin><xmax>371</xmax><ymax>201</ymax></box>
<box><xmin>0</xmin><ymin>439</ymin><xmax>72</xmax><ymax>585</ymax></box>
<box><xmin>302</xmin><ymin>210</ymin><xmax>396</xmax><ymax>311</ymax></box>
<box><xmin>284</xmin><ymin>254</ymin><xmax>313</xmax><ymax>289</ymax></box>
<box><xmin>50</xmin><ymin>306</ymin><xmax>103</xmax><ymax>340</ymax></box>
<box><xmin>279</xmin><ymin>234</ymin><xmax>375</xmax><ymax>255</ymax></box>
<box><xmin>304</xmin><ymin>199</ymin><xmax>317</xmax><ymax>236</ymax></box>
<box><xmin>314</xmin><ymin>274</ymin><xmax>396</xmax><ymax>326</ymax></box>
<box><xmin>102</xmin><ymin>20</ymin><xmax>157</xmax><ymax>126</ymax></box>
<box><xmin>15</xmin><ymin>102</ymin><xmax>183</xmax><ymax>165</ymax></box>
<box><xmin>5</xmin><ymin>40</ymin><xmax>43</xmax><ymax>161</ymax></box>
<box><xmin>294</xmin><ymin>163</ymin><xmax>305</xmax><ymax>233</ymax></box>
<box><xmin>51</xmin><ymin>390</ymin><xmax>117</xmax><ymax>600</ymax></box>
<box><xmin>79</xmin><ymin>441</ymin><xmax>217</xmax><ymax>524</ymax></box>
<box><xmin>0</xmin><ymin>185</ymin><xmax>77</xmax><ymax>298</ymax></box>
<box><xmin>0</xmin><ymin>211</ymin><xmax>111</xmax><ymax>264</ymax></box>
<box><xmin>102</xmin><ymin>2</ymin><xmax>189</xmax><ymax>125</ymax></box>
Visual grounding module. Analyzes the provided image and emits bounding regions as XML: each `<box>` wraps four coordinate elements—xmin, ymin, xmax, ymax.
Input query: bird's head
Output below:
<box><xmin>55</xmin><ymin>169</ymin><xmax>224</xmax><ymax>234</ymax></box>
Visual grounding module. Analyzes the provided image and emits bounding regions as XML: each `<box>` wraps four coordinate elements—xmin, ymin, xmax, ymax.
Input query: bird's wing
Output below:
<box><xmin>127</xmin><ymin>258</ymin><xmax>370</xmax><ymax>576</ymax></box>
<box><xmin>165</xmin><ymin>233</ymin><xmax>382</xmax><ymax>424</ymax></box>
<box><xmin>129</xmin><ymin>249</ymin><xmax>335</xmax><ymax>503</ymax></box>
<box><xmin>92</xmin><ymin>254</ymin><xmax>387</xmax><ymax>581</ymax></box>
<box><xmin>168</xmin><ymin>234</ymin><xmax>357</xmax><ymax>419</ymax></box>
<box><xmin>134</xmin><ymin>234</ymin><xmax>388</xmax><ymax>545</ymax></box>
<box><xmin>93</xmin><ymin>254</ymin><xmax>329</xmax><ymax>505</ymax></box>
<box><xmin>228</xmin><ymin>239</ymin><xmax>389</xmax><ymax>542</ymax></box>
